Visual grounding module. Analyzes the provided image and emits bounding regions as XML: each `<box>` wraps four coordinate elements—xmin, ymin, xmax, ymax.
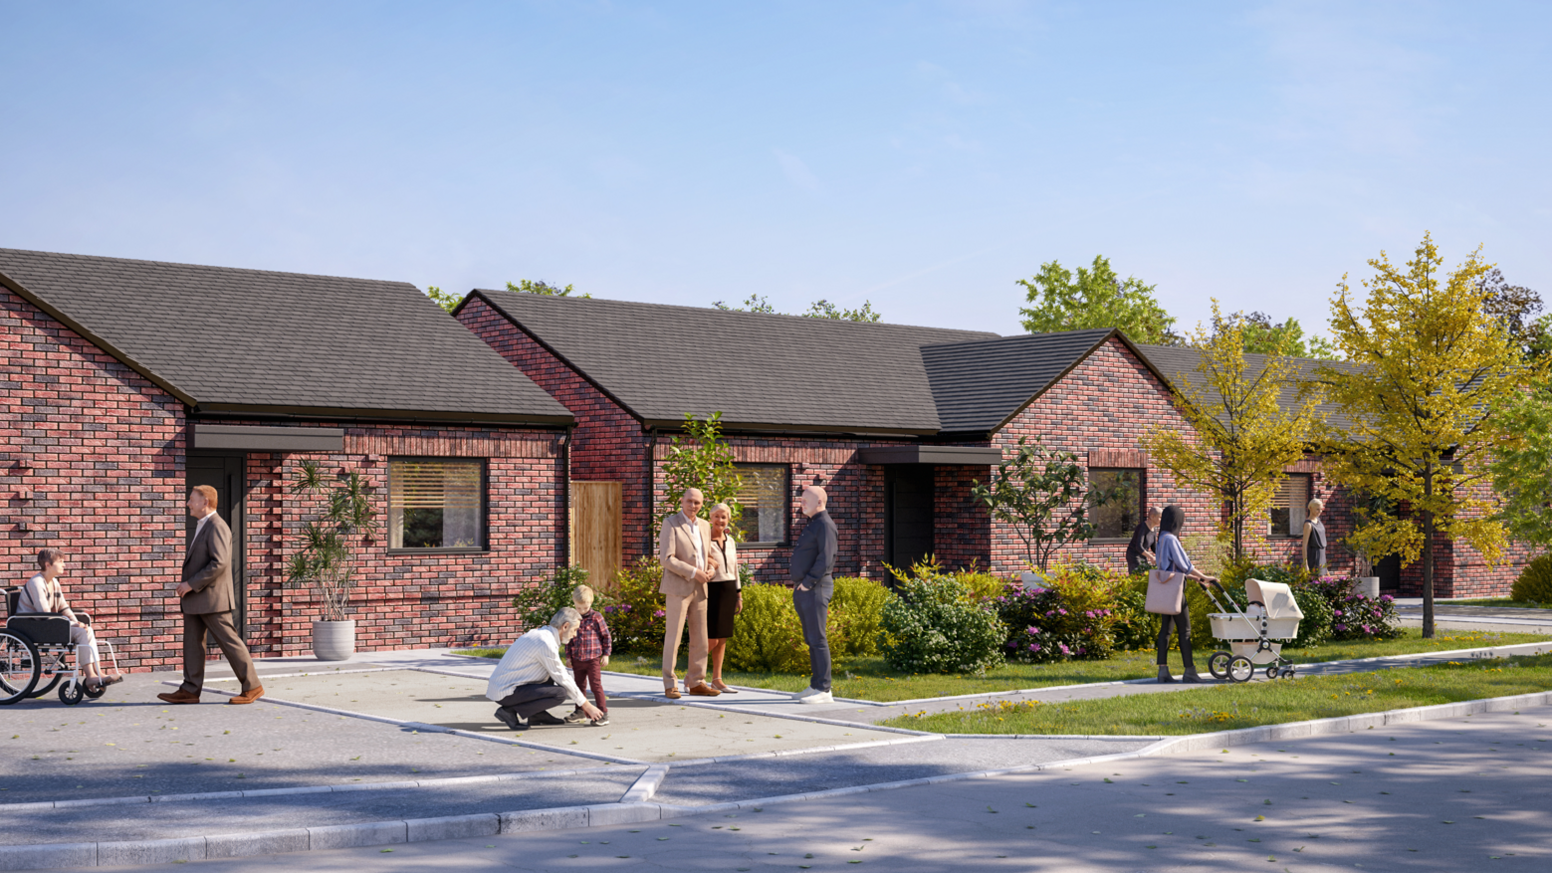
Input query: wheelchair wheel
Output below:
<box><xmin>83</xmin><ymin>682</ymin><xmax>106</xmax><ymax>699</ymax></box>
<box><xmin>1207</xmin><ymin>651</ymin><xmax>1233</xmax><ymax>680</ymax></box>
<box><xmin>1227</xmin><ymin>655</ymin><xmax>1255</xmax><ymax>683</ymax></box>
<box><xmin>59</xmin><ymin>678</ymin><xmax>84</xmax><ymax>706</ymax></box>
<box><xmin>0</xmin><ymin>631</ymin><xmax>41</xmax><ymax>705</ymax></box>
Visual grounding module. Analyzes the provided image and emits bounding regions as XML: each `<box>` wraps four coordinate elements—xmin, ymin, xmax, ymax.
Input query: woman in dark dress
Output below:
<box><xmin>1301</xmin><ymin>497</ymin><xmax>1328</xmax><ymax>576</ymax></box>
<box><xmin>1126</xmin><ymin>506</ymin><xmax>1161</xmax><ymax>574</ymax></box>
<box><xmin>1153</xmin><ymin>505</ymin><xmax>1217</xmax><ymax>684</ymax></box>
<box><xmin>705</xmin><ymin>503</ymin><xmax>743</xmax><ymax>693</ymax></box>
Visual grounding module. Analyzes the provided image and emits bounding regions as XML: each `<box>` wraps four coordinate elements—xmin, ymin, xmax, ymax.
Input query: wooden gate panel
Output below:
<box><xmin>572</xmin><ymin>481</ymin><xmax>623</xmax><ymax>589</ymax></box>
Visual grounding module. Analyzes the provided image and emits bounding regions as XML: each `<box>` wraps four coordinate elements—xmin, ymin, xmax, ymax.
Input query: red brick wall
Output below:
<box><xmin>459</xmin><ymin>296</ymin><xmax>654</xmax><ymax>562</ymax></box>
<box><xmin>3</xmin><ymin>284</ymin><xmax>187</xmax><ymax>671</ymax></box>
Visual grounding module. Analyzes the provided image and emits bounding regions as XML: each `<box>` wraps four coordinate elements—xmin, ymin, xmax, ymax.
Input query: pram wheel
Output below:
<box><xmin>1265</xmin><ymin>665</ymin><xmax>1280</xmax><ymax>680</ymax></box>
<box><xmin>1228</xmin><ymin>655</ymin><xmax>1254</xmax><ymax>683</ymax></box>
<box><xmin>59</xmin><ymin>679</ymin><xmax>84</xmax><ymax>706</ymax></box>
<box><xmin>1208</xmin><ymin>651</ymin><xmax>1233</xmax><ymax>680</ymax></box>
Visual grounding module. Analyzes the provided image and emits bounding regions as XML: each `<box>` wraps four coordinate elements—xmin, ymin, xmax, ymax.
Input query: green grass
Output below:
<box><xmin>1442</xmin><ymin>598</ymin><xmax>1552</xmax><ymax>609</ymax></box>
<box><xmin>455</xmin><ymin>628</ymin><xmax>1550</xmax><ymax>703</ymax></box>
<box><xmin>879</xmin><ymin>652</ymin><xmax>1552</xmax><ymax>736</ymax></box>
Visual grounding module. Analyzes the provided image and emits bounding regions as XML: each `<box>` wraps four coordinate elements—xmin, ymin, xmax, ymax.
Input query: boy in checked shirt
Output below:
<box><xmin>563</xmin><ymin>584</ymin><xmax>612</xmax><ymax>726</ymax></box>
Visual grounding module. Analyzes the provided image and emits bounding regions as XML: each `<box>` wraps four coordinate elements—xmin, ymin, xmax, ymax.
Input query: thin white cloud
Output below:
<box><xmin>772</xmin><ymin>147</ymin><xmax>820</xmax><ymax>192</ymax></box>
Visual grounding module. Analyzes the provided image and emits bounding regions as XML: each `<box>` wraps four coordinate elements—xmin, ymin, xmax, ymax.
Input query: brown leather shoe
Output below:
<box><xmin>156</xmin><ymin>690</ymin><xmax>200</xmax><ymax>704</ymax></box>
<box><xmin>687</xmin><ymin>683</ymin><xmax>722</xmax><ymax>697</ymax></box>
<box><xmin>228</xmin><ymin>686</ymin><xmax>265</xmax><ymax>705</ymax></box>
<box><xmin>663</xmin><ymin>686</ymin><xmax>681</xmax><ymax>699</ymax></box>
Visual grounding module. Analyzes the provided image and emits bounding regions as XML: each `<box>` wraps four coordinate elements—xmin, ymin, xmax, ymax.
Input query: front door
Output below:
<box><xmin>885</xmin><ymin>465</ymin><xmax>935</xmax><ymax>575</ymax></box>
<box><xmin>1377</xmin><ymin>553</ymin><xmax>1402</xmax><ymax>595</ymax></box>
<box><xmin>185</xmin><ymin>452</ymin><xmax>247</xmax><ymax>638</ymax></box>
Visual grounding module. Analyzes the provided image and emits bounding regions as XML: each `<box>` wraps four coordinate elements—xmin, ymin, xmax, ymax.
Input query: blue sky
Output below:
<box><xmin>3</xmin><ymin>1</ymin><xmax>1548</xmax><ymax>338</ymax></box>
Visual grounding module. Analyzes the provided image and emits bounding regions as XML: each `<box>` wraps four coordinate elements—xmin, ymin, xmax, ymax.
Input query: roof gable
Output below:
<box><xmin>921</xmin><ymin>329</ymin><xmax>1120</xmax><ymax>434</ymax></box>
<box><xmin>469</xmin><ymin>290</ymin><xmax>999</xmax><ymax>433</ymax></box>
<box><xmin>0</xmin><ymin>248</ymin><xmax>572</xmax><ymax>424</ymax></box>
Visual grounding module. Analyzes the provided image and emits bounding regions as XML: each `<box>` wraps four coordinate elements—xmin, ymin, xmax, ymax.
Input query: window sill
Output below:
<box><xmin>736</xmin><ymin>542</ymin><xmax>786</xmax><ymax>550</ymax></box>
<box><xmin>1088</xmin><ymin>537</ymin><xmax>1132</xmax><ymax>544</ymax></box>
<box><xmin>387</xmin><ymin>548</ymin><xmax>491</xmax><ymax>556</ymax></box>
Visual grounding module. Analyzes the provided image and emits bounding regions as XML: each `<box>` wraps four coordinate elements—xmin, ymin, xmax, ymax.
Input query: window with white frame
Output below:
<box><xmin>389</xmin><ymin>459</ymin><xmax>486</xmax><ymax>550</ymax></box>
<box><xmin>732</xmin><ymin>464</ymin><xmax>788</xmax><ymax>545</ymax></box>
<box><xmin>1269</xmin><ymin>474</ymin><xmax>1312</xmax><ymax>537</ymax></box>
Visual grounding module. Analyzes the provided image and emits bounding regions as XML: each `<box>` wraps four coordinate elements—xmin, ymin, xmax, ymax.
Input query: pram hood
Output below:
<box><xmin>1244</xmin><ymin>579</ymin><xmax>1303</xmax><ymax>620</ymax></box>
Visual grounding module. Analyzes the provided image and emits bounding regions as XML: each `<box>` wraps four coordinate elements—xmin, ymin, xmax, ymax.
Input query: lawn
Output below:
<box><xmin>878</xmin><ymin>652</ymin><xmax>1552</xmax><ymax>736</ymax></box>
<box><xmin>1441</xmin><ymin>598</ymin><xmax>1552</xmax><ymax>609</ymax></box>
<box><xmin>456</xmin><ymin>628</ymin><xmax>1550</xmax><ymax>703</ymax></box>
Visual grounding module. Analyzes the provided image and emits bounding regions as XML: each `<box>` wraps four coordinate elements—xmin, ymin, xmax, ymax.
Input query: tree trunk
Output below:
<box><xmin>1422</xmin><ymin>466</ymin><xmax>1435</xmax><ymax>639</ymax></box>
<box><xmin>1230</xmin><ymin>489</ymin><xmax>1244</xmax><ymax>563</ymax></box>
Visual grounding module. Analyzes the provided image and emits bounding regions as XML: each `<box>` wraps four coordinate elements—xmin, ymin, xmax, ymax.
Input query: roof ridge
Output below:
<box><xmin>0</xmin><ymin>246</ymin><xmax>414</xmax><ymax>289</ymax></box>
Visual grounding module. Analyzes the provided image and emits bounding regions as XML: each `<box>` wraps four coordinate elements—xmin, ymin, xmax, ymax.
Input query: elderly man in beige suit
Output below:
<box><xmin>659</xmin><ymin>488</ymin><xmax>722</xmax><ymax>699</ymax></box>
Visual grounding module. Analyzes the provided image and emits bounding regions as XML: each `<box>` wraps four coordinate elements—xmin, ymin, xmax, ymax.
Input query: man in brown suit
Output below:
<box><xmin>157</xmin><ymin>485</ymin><xmax>264</xmax><ymax>705</ymax></box>
<box><xmin>658</xmin><ymin>488</ymin><xmax>721</xmax><ymax>699</ymax></box>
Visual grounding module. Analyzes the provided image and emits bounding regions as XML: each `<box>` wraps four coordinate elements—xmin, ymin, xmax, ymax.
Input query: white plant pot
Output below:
<box><xmin>1352</xmin><ymin>577</ymin><xmax>1381</xmax><ymax>599</ymax></box>
<box><xmin>312</xmin><ymin>619</ymin><xmax>356</xmax><ymax>661</ymax></box>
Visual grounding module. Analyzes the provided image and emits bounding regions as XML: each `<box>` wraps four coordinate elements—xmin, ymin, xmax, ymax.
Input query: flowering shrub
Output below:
<box><xmin>881</xmin><ymin>573</ymin><xmax>1006</xmax><ymax>673</ymax></box>
<box><xmin>1306</xmin><ymin>575</ymin><xmax>1402</xmax><ymax>642</ymax></box>
<box><xmin>599</xmin><ymin>556</ymin><xmax>668</xmax><ymax>654</ymax></box>
<box><xmin>995</xmin><ymin>564</ymin><xmax>1130</xmax><ymax>663</ymax></box>
<box><xmin>885</xmin><ymin>555</ymin><xmax>1010</xmax><ymax>602</ymax></box>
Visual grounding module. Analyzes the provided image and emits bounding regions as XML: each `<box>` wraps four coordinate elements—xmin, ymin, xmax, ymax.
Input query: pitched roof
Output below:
<box><xmin>1138</xmin><ymin>343</ymin><xmax>1359</xmax><ymax>430</ymax></box>
<box><xmin>467</xmin><ymin>290</ymin><xmax>999</xmax><ymax>433</ymax></box>
<box><xmin>0</xmin><ymin>248</ymin><xmax>572</xmax><ymax>424</ymax></box>
<box><xmin>920</xmin><ymin>329</ymin><xmax>1120</xmax><ymax>434</ymax></box>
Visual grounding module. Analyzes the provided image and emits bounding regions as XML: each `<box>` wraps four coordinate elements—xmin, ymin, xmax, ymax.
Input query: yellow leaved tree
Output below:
<box><xmin>1315</xmin><ymin>233</ymin><xmax>1537</xmax><ymax>637</ymax></box>
<box><xmin>1143</xmin><ymin>300</ymin><xmax>1324</xmax><ymax>561</ymax></box>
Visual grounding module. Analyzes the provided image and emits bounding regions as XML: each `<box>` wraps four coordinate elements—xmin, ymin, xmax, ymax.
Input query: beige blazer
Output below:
<box><xmin>182</xmin><ymin>513</ymin><xmax>235</xmax><ymax>615</ymax></box>
<box><xmin>658</xmin><ymin>512</ymin><xmax>714</xmax><ymax>599</ymax></box>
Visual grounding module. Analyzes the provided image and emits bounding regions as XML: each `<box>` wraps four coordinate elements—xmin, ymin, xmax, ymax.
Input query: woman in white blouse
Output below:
<box><xmin>20</xmin><ymin>548</ymin><xmax>121</xmax><ymax>690</ymax></box>
<box><xmin>705</xmin><ymin>503</ymin><xmax>744</xmax><ymax>693</ymax></box>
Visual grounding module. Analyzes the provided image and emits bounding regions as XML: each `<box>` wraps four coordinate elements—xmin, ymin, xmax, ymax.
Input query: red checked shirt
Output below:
<box><xmin>565</xmin><ymin>609</ymin><xmax>612</xmax><ymax>663</ymax></box>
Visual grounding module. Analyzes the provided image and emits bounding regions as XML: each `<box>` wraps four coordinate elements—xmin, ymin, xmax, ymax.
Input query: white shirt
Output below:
<box><xmin>682</xmin><ymin>511</ymin><xmax>705</xmax><ymax>570</ymax></box>
<box><xmin>192</xmin><ymin>510</ymin><xmax>216</xmax><ymax>548</ymax></box>
<box><xmin>484</xmin><ymin>625</ymin><xmax>586</xmax><ymax>706</ymax></box>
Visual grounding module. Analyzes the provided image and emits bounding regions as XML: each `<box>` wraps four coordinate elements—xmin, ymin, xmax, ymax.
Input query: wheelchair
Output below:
<box><xmin>1</xmin><ymin>586</ymin><xmax>121</xmax><ymax>706</ymax></box>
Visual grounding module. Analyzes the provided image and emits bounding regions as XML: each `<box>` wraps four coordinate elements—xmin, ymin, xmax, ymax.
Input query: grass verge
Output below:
<box><xmin>456</xmin><ymin>628</ymin><xmax>1549</xmax><ymax>703</ymax></box>
<box><xmin>877</xmin><ymin>653</ymin><xmax>1552</xmax><ymax>736</ymax></box>
<box><xmin>1441</xmin><ymin>598</ymin><xmax>1552</xmax><ymax>609</ymax></box>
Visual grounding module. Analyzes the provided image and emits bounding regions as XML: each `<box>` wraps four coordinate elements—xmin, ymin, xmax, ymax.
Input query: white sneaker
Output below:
<box><xmin>798</xmin><ymin>691</ymin><xmax>834</xmax><ymax>705</ymax></box>
<box><xmin>793</xmin><ymin>686</ymin><xmax>821</xmax><ymax>700</ymax></box>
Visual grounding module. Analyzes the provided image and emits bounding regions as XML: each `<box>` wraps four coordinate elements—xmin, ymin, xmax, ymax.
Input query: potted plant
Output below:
<box><xmin>287</xmin><ymin>460</ymin><xmax>376</xmax><ymax>660</ymax></box>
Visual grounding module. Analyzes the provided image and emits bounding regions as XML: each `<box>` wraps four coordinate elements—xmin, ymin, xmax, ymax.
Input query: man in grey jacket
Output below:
<box><xmin>789</xmin><ymin>485</ymin><xmax>838</xmax><ymax>705</ymax></box>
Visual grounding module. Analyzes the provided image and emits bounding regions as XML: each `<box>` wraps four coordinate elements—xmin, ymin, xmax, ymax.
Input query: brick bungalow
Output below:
<box><xmin>459</xmin><ymin>289</ymin><xmax>1526</xmax><ymax>598</ymax></box>
<box><xmin>2</xmin><ymin>248</ymin><xmax>574</xmax><ymax>671</ymax></box>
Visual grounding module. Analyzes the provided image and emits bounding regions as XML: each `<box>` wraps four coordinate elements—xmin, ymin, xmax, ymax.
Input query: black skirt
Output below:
<box><xmin>706</xmin><ymin>580</ymin><xmax>740</xmax><ymax>639</ymax></box>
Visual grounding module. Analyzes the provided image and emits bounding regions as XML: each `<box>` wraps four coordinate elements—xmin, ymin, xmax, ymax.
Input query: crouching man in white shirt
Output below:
<box><xmin>486</xmin><ymin>607</ymin><xmax>605</xmax><ymax>730</ymax></box>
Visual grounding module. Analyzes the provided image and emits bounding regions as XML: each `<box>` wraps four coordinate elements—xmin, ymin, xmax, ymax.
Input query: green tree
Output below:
<box><xmin>1143</xmin><ymin>300</ymin><xmax>1324</xmax><ymax>561</ymax></box>
<box><xmin>970</xmin><ymin>437</ymin><xmax>1097</xmax><ymax>571</ymax></box>
<box><xmin>1018</xmin><ymin>255</ymin><xmax>1179</xmax><ymax>345</ymax></box>
<box><xmin>658</xmin><ymin>412</ymin><xmax>744</xmax><ymax>533</ymax></box>
<box><xmin>1489</xmin><ymin>387</ymin><xmax>1552</xmax><ymax>553</ymax></box>
<box><xmin>1214</xmin><ymin>310</ymin><xmax>1339</xmax><ymax>360</ymax></box>
<box><xmin>713</xmin><ymin>294</ymin><xmax>882</xmax><ymax>322</ymax></box>
<box><xmin>507</xmin><ymin>279</ymin><xmax>588</xmax><ymax>297</ymax></box>
<box><xmin>426</xmin><ymin>285</ymin><xmax>461</xmax><ymax>313</ymax></box>
<box><xmin>1316</xmin><ymin>233</ymin><xmax>1537</xmax><ymax>637</ymax></box>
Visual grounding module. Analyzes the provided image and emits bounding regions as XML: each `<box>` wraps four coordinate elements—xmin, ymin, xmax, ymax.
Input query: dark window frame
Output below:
<box><xmin>1088</xmin><ymin>467</ymin><xmax>1146</xmax><ymax>543</ymax></box>
<box><xmin>386</xmin><ymin>456</ymin><xmax>491</xmax><ymax>555</ymax></box>
<box><xmin>1269</xmin><ymin>472</ymin><xmax>1314</xmax><ymax>539</ymax></box>
<box><xmin>732</xmin><ymin>462</ymin><xmax>791</xmax><ymax>549</ymax></box>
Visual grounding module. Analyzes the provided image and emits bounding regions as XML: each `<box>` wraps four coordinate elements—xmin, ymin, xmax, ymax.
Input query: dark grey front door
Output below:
<box><xmin>185</xmin><ymin>452</ymin><xmax>247</xmax><ymax>639</ymax></box>
<box><xmin>885</xmin><ymin>465</ymin><xmax>935</xmax><ymax>573</ymax></box>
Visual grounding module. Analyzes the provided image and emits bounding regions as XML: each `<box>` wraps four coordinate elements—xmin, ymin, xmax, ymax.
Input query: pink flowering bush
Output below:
<box><xmin>994</xmin><ymin>564</ymin><xmax>1130</xmax><ymax>663</ymax></box>
<box><xmin>1305</xmin><ymin>575</ymin><xmax>1402</xmax><ymax>642</ymax></box>
<box><xmin>599</xmin><ymin>556</ymin><xmax>669</xmax><ymax>653</ymax></box>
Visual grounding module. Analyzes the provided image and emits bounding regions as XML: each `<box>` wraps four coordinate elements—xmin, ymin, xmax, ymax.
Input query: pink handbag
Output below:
<box><xmin>1145</xmin><ymin>568</ymin><xmax>1186</xmax><ymax>615</ymax></box>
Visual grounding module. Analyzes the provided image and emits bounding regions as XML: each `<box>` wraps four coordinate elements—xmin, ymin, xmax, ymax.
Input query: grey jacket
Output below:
<box><xmin>789</xmin><ymin>510</ymin><xmax>837</xmax><ymax>589</ymax></box>
<box><xmin>182</xmin><ymin>513</ymin><xmax>235</xmax><ymax>615</ymax></box>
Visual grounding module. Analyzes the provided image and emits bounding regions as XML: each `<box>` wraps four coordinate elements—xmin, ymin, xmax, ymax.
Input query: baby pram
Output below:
<box><xmin>1203</xmin><ymin>578</ymin><xmax>1303</xmax><ymax>683</ymax></box>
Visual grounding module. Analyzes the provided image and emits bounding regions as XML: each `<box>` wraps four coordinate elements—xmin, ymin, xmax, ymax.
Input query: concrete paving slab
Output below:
<box><xmin>220</xmin><ymin>669</ymin><xmax>909</xmax><ymax>763</ymax></box>
<box><xmin>0</xmin><ymin>770</ymin><xmax>641</xmax><ymax>846</ymax></box>
<box><xmin>0</xmin><ymin>674</ymin><xmax>611</xmax><ymax>806</ymax></box>
<box><xmin>86</xmin><ymin>705</ymin><xmax>1552</xmax><ymax>873</ymax></box>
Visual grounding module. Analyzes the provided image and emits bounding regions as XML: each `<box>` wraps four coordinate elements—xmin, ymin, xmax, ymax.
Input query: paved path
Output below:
<box><xmin>1396</xmin><ymin>602</ymin><xmax>1552</xmax><ymax>635</ymax></box>
<box><xmin>77</xmin><ymin>705</ymin><xmax>1552</xmax><ymax>872</ymax></box>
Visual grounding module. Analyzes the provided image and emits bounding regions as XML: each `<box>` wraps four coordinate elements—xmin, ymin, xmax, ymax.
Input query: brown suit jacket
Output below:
<box><xmin>182</xmin><ymin>513</ymin><xmax>234</xmax><ymax>615</ymax></box>
<box><xmin>658</xmin><ymin>512</ymin><xmax>714</xmax><ymax>599</ymax></box>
